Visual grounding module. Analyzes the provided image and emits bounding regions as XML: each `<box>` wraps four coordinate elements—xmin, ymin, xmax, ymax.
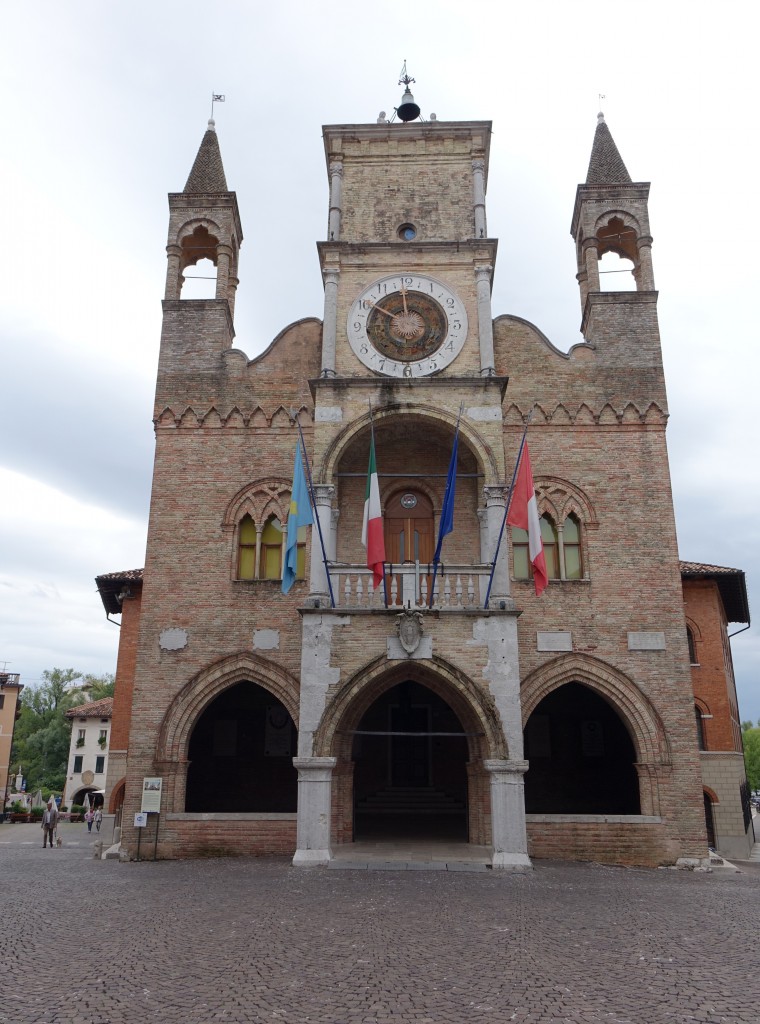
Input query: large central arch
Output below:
<box><xmin>314</xmin><ymin>655</ymin><xmax>507</xmax><ymax>848</ymax></box>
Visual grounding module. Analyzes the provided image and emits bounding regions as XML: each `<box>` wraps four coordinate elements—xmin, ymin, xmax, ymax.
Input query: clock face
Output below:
<box><xmin>347</xmin><ymin>274</ymin><xmax>468</xmax><ymax>377</ymax></box>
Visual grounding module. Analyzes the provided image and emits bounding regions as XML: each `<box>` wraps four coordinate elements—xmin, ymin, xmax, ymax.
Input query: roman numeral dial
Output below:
<box><xmin>348</xmin><ymin>274</ymin><xmax>468</xmax><ymax>378</ymax></box>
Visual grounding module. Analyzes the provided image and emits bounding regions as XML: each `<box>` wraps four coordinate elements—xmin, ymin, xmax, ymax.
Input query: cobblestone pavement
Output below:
<box><xmin>2</xmin><ymin>823</ymin><xmax>759</xmax><ymax>1024</ymax></box>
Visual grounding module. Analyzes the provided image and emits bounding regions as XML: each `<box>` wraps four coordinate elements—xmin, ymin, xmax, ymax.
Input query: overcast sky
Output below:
<box><xmin>1</xmin><ymin>1</ymin><xmax>758</xmax><ymax>721</ymax></box>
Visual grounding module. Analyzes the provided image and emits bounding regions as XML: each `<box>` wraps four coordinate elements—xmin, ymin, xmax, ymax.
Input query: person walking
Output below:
<box><xmin>41</xmin><ymin>799</ymin><xmax>58</xmax><ymax>848</ymax></box>
<box><xmin>85</xmin><ymin>808</ymin><xmax>94</xmax><ymax>833</ymax></box>
<box><xmin>94</xmin><ymin>808</ymin><xmax>103</xmax><ymax>832</ymax></box>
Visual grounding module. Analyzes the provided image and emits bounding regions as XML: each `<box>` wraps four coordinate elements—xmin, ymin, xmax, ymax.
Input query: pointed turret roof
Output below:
<box><xmin>585</xmin><ymin>113</ymin><xmax>632</xmax><ymax>185</ymax></box>
<box><xmin>184</xmin><ymin>119</ymin><xmax>228</xmax><ymax>193</ymax></box>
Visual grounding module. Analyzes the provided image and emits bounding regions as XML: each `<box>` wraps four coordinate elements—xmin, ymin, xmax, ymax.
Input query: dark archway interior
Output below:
<box><xmin>703</xmin><ymin>792</ymin><xmax>716</xmax><ymax>848</ymax></box>
<box><xmin>185</xmin><ymin>681</ymin><xmax>297</xmax><ymax>812</ymax></box>
<box><xmin>352</xmin><ymin>680</ymin><xmax>468</xmax><ymax>839</ymax></box>
<box><xmin>524</xmin><ymin>682</ymin><xmax>640</xmax><ymax>814</ymax></box>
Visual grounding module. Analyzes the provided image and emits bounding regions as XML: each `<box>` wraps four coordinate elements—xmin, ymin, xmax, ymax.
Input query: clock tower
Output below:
<box><xmin>292</xmin><ymin>84</ymin><xmax>528</xmax><ymax>870</ymax></box>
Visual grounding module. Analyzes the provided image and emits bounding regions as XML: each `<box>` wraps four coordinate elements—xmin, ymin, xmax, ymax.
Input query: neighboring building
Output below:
<box><xmin>681</xmin><ymin>561</ymin><xmax>753</xmax><ymax>859</ymax></box>
<box><xmin>0</xmin><ymin>672</ymin><xmax>23</xmax><ymax>808</ymax></box>
<box><xmin>94</xmin><ymin>569</ymin><xmax>143</xmax><ymax>821</ymax></box>
<box><xmin>98</xmin><ymin>93</ymin><xmax>746</xmax><ymax>868</ymax></box>
<box><xmin>62</xmin><ymin>698</ymin><xmax>113</xmax><ymax>809</ymax></box>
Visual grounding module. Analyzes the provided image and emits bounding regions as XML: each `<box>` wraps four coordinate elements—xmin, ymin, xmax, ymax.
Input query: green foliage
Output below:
<box><xmin>10</xmin><ymin>801</ymin><xmax>25</xmax><ymax>814</ymax></box>
<box><xmin>71</xmin><ymin>804</ymin><xmax>85</xmax><ymax>815</ymax></box>
<box><xmin>30</xmin><ymin>806</ymin><xmax>44</xmax><ymax>819</ymax></box>
<box><xmin>10</xmin><ymin>668</ymin><xmax>83</xmax><ymax>792</ymax></box>
<box><xmin>80</xmin><ymin>673</ymin><xmax>115</xmax><ymax>702</ymax></box>
<box><xmin>743</xmin><ymin>726</ymin><xmax>760</xmax><ymax>792</ymax></box>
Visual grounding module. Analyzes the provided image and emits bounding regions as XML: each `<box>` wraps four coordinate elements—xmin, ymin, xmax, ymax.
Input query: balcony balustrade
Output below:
<box><xmin>325</xmin><ymin>562</ymin><xmax>494</xmax><ymax>610</ymax></box>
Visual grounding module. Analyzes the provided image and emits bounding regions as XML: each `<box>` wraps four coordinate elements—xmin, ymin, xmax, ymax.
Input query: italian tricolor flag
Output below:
<box><xmin>507</xmin><ymin>443</ymin><xmax>548</xmax><ymax>597</ymax></box>
<box><xmin>362</xmin><ymin>434</ymin><xmax>386</xmax><ymax>589</ymax></box>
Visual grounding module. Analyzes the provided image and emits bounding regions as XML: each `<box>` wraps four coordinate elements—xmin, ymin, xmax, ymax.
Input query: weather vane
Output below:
<box><xmin>210</xmin><ymin>92</ymin><xmax>226</xmax><ymax>119</ymax></box>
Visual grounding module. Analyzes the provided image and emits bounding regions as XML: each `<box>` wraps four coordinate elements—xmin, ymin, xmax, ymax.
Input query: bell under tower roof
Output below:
<box><xmin>184</xmin><ymin>119</ymin><xmax>228</xmax><ymax>193</ymax></box>
<box><xmin>585</xmin><ymin>112</ymin><xmax>632</xmax><ymax>185</ymax></box>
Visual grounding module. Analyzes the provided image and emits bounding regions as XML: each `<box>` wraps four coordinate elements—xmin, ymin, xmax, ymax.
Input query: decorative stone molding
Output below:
<box><xmin>154</xmin><ymin>404</ymin><xmax>312</xmax><ymax>430</ymax></box>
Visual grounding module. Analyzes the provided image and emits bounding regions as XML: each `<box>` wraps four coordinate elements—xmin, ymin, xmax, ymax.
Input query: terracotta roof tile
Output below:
<box><xmin>680</xmin><ymin>560</ymin><xmax>750</xmax><ymax>625</ymax></box>
<box><xmin>65</xmin><ymin>697</ymin><xmax>113</xmax><ymax>719</ymax></box>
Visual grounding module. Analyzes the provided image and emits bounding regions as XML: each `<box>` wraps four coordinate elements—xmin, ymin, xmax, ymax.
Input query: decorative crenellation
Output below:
<box><xmin>502</xmin><ymin>400</ymin><xmax>667</xmax><ymax>426</ymax></box>
<box><xmin>155</xmin><ymin>404</ymin><xmax>312</xmax><ymax>430</ymax></box>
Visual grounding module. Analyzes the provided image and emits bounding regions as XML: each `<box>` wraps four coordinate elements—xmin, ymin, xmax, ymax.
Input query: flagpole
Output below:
<box><xmin>483</xmin><ymin>413</ymin><xmax>531</xmax><ymax>609</ymax></box>
<box><xmin>368</xmin><ymin>401</ymin><xmax>388</xmax><ymax>607</ymax></box>
<box><xmin>294</xmin><ymin>416</ymin><xmax>336</xmax><ymax>609</ymax></box>
<box><xmin>429</xmin><ymin>403</ymin><xmax>463</xmax><ymax>608</ymax></box>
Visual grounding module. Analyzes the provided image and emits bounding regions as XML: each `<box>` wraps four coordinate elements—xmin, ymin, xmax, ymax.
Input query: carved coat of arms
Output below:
<box><xmin>396</xmin><ymin>609</ymin><xmax>424</xmax><ymax>656</ymax></box>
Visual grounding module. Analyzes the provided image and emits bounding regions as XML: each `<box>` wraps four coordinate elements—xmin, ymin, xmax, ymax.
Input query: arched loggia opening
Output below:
<box><xmin>185</xmin><ymin>681</ymin><xmax>297</xmax><ymax>812</ymax></box>
<box><xmin>352</xmin><ymin>680</ymin><xmax>469</xmax><ymax>840</ymax></box>
<box><xmin>524</xmin><ymin>682</ymin><xmax>640</xmax><ymax>814</ymax></box>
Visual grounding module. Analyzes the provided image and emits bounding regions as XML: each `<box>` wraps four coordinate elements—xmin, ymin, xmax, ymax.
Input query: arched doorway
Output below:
<box><xmin>70</xmin><ymin>787</ymin><xmax>103</xmax><ymax>809</ymax></box>
<box><xmin>185</xmin><ymin>681</ymin><xmax>297</xmax><ymax>812</ymax></box>
<box><xmin>523</xmin><ymin>682</ymin><xmax>640</xmax><ymax>813</ymax></box>
<box><xmin>352</xmin><ymin>680</ymin><xmax>469</xmax><ymax>840</ymax></box>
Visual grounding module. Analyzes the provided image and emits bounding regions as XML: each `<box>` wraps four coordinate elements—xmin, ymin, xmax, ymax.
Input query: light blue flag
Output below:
<box><xmin>282</xmin><ymin>439</ymin><xmax>313</xmax><ymax>594</ymax></box>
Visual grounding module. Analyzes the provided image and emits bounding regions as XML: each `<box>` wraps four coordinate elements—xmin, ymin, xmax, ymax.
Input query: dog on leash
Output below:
<box><xmin>55</xmin><ymin>834</ymin><xmax>63</xmax><ymax>848</ymax></box>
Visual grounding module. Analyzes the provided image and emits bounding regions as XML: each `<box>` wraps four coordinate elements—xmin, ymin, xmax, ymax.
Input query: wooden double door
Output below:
<box><xmin>384</xmin><ymin>491</ymin><xmax>434</xmax><ymax>565</ymax></box>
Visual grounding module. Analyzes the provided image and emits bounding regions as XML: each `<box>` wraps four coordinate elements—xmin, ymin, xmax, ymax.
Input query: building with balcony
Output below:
<box><xmin>62</xmin><ymin>698</ymin><xmax>113</xmax><ymax>810</ymax></box>
<box><xmin>99</xmin><ymin>92</ymin><xmax>749</xmax><ymax>869</ymax></box>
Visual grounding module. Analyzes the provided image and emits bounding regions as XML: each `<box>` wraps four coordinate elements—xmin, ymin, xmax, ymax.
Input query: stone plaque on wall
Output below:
<box><xmin>536</xmin><ymin>631</ymin><xmax>572</xmax><ymax>652</ymax></box>
<box><xmin>628</xmin><ymin>631</ymin><xmax>666</xmax><ymax>651</ymax></box>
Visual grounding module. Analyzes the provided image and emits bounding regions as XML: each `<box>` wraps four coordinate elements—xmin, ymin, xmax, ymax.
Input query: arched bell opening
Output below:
<box><xmin>524</xmin><ymin>682</ymin><xmax>640</xmax><ymax>814</ymax></box>
<box><xmin>180</xmin><ymin>224</ymin><xmax>219</xmax><ymax>299</ymax></box>
<box><xmin>185</xmin><ymin>680</ymin><xmax>297</xmax><ymax>812</ymax></box>
<box><xmin>352</xmin><ymin>680</ymin><xmax>470</xmax><ymax>840</ymax></box>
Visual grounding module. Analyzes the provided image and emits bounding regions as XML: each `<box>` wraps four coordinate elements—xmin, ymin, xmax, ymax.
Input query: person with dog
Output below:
<box><xmin>41</xmin><ymin>799</ymin><xmax>58</xmax><ymax>848</ymax></box>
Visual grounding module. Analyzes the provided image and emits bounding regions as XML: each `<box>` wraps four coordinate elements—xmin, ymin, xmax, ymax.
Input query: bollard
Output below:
<box><xmin>93</xmin><ymin>840</ymin><xmax>103</xmax><ymax>860</ymax></box>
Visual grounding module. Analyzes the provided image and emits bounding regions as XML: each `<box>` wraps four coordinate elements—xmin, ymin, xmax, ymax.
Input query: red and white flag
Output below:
<box><xmin>507</xmin><ymin>444</ymin><xmax>547</xmax><ymax>596</ymax></box>
<box><xmin>361</xmin><ymin>433</ymin><xmax>386</xmax><ymax>589</ymax></box>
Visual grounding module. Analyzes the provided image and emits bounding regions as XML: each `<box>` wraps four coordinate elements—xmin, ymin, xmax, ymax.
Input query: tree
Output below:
<box><xmin>10</xmin><ymin>668</ymin><xmax>84</xmax><ymax>794</ymax></box>
<box><xmin>742</xmin><ymin>723</ymin><xmax>760</xmax><ymax>792</ymax></box>
<box><xmin>79</xmin><ymin>673</ymin><xmax>115</xmax><ymax>702</ymax></box>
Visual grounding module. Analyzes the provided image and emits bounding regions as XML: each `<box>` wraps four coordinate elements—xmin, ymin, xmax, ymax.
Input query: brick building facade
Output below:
<box><xmin>98</xmin><ymin>101</ymin><xmax>751</xmax><ymax>867</ymax></box>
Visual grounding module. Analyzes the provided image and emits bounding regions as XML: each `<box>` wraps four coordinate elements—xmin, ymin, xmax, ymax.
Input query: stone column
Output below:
<box><xmin>582</xmin><ymin>239</ymin><xmax>600</xmax><ymax>293</ymax></box>
<box><xmin>228</xmin><ymin>275</ymin><xmax>240</xmax><ymax>318</ymax></box>
<box><xmin>215</xmin><ymin>243</ymin><xmax>232</xmax><ymax>301</ymax></box>
<box><xmin>321</xmin><ymin>268</ymin><xmax>340</xmax><ymax>377</ymax></box>
<box><xmin>327</xmin><ymin>161</ymin><xmax>343</xmax><ymax>241</ymax></box>
<box><xmin>309</xmin><ymin>484</ymin><xmax>335</xmax><ymax>600</ymax></box>
<box><xmin>475</xmin><ymin>265</ymin><xmax>495</xmax><ymax>376</ymax></box>
<box><xmin>472</xmin><ymin>158</ymin><xmax>487</xmax><ymax>238</ymax></box>
<box><xmin>292</xmin><ymin>756</ymin><xmax>336</xmax><ymax>866</ymax></box>
<box><xmin>165</xmin><ymin>244</ymin><xmax>182</xmax><ymax>299</ymax></box>
<box><xmin>483</xmin><ymin>485</ymin><xmax>510</xmax><ymax>601</ymax></box>
<box><xmin>484</xmin><ymin>759</ymin><xmax>532</xmax><ymax>870</ymax></box>
<box><xmin>636</xmin><ymin>235</ymin><xmax>655</xmax><ymax>290</ymax></box>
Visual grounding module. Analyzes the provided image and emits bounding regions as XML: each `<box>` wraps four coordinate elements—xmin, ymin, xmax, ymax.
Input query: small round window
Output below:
<box><xmin>398</xmin><ymin>223</ymin><xmax>417</xmax><ymax>241</ymax></box>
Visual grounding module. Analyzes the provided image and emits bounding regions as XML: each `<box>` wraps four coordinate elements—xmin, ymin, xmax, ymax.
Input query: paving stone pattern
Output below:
<box><xmin>2</xmin><ymin>825</ymin><xmax>759</xmax><ymax>1024</ymax></box>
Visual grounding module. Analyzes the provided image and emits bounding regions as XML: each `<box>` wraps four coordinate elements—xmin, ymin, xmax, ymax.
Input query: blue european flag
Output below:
<box><xmin>282</xmin><ymin>439</ymin><xmax>313</xmax><ymax>594</ymax></box>
<box><xmin>433</xmin><ymin>428</ymin><xmax>459</xmax><ymax>564</ymax></box>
